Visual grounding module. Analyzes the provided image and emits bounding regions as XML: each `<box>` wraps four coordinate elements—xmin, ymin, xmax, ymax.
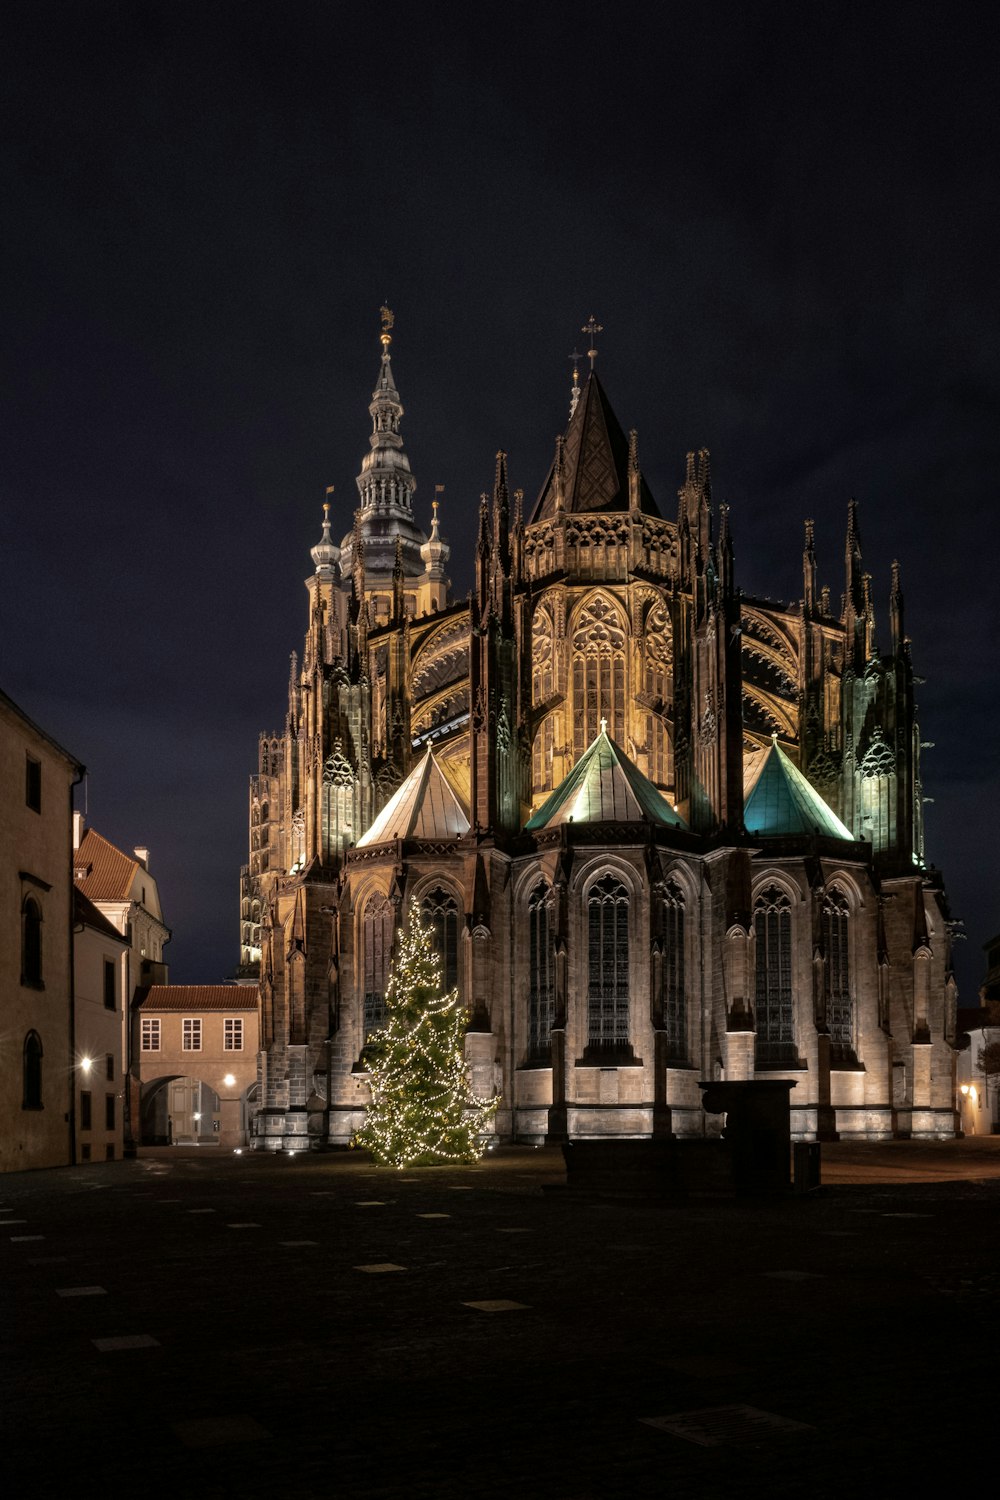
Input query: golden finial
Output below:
<box><xmin>380</xmin><ymin>304</ymin><xmax>394</xmax><ymax>350</ymax></box>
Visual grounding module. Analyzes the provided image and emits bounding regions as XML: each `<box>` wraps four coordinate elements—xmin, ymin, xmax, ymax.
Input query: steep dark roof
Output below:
<box><xmin>530</xmin><ymin>371</ymin><xmax>661</xmax><ymax>522</ymax></box>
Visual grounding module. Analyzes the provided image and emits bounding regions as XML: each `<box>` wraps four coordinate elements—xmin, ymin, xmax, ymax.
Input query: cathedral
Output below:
<box><xmin>240</xmin><ymin>311</ymin><xmax>958</xmax><ymax>1150</ymax></box>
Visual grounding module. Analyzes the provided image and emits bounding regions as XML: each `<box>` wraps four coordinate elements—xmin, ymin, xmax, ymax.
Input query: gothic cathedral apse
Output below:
<box><xmin>240</xmin><ymin>312</ymin><xmax>958</xmax><ymax>1150</ymax></box>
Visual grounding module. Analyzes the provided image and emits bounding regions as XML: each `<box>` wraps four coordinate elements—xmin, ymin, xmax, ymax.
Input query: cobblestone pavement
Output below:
<box><xmin>4</xmin><ymin>1140</ymin><xmax>1000</xmax><ymax>1499</ymax></box>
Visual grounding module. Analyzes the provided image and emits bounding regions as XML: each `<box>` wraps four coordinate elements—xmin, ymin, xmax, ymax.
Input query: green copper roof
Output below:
<box><xmin>744</xmin><ymin>739</ymin><xmax>853</xmax><ymax>840</ymax></box>
<box><xmin>525</xmin><ymin>729</ymin><xmax>687</xmax><ymax>832</ymax></box>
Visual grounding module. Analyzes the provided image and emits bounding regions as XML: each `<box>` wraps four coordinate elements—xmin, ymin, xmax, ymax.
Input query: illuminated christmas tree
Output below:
<box><xmin>357</xmin><ymin>912</ymin><xmax>499</xmax><ymax>1167</ymax></box>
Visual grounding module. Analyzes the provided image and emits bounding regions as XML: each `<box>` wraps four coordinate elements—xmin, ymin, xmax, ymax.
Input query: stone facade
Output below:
<box><xmin>73</xmin><ymin>888</ymin><xmax>130</xmax><ymax>1162</ymax></box>
<box><xmin>0</xmin><ymin>688</ymin><xmax>84</xmax><ymax>1172</ymax></box>
<box><xmin>135</xmin><ymin>987</ymin><xmax>260</xmax><ymax>1149</ymax></box>
<box><xmin>242</xmin><ymin>323</ymin><xmax>959</xmax><ymax>1150</ymax></box>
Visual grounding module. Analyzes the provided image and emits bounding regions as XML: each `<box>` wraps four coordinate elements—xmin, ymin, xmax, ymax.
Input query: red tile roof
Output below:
<box><xmin>74</xmin><ymin>828</ymin><xmax>139</xmax><ymax>902</ymax></box>
<box><xmin>136</xmin><ymin>986</ymin><xmax>259</xmax><ymax>1012</ymax></box>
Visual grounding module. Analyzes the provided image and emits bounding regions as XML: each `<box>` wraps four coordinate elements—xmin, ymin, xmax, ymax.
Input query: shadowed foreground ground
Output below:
<box><xmin>4</xmin><ymin>1139</ymin><xmax>999</xmax><ymax>1498</ymax></box>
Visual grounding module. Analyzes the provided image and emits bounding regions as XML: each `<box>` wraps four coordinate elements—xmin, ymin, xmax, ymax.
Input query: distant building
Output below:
<box><xmin>242</xmin><ymin>320</ymin><xmax>960</xmax><ymax>1150</ymax></box>
<box><xmin>72</xmin><ymin>888</ymin><xmax>130</xmax><ymax>1162</ymax></box>
<box><xmin>73</xmin><ymin>820</ymin><xmax>170</xmax><ymax>1151</ymax></box>
<box><xmin>134</xmin><ymin>986</ymin><xmax>260</xmax><ymax>1148</ymax></box>
<box><xmin>955</xmin><ymin>935</ymin><xmax>1000</xmax><ymax>1136</ymax></box>
<box><xmin>0</xmin><ymin>688</ymin><xmax>84</xmax><ymax>1172</ymax></box>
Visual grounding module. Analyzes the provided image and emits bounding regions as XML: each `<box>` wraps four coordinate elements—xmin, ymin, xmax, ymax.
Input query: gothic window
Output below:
<box><xmin>587</xmin><ymin>875</ymin><xmax>630</xmax><ymax>1051</ymax></box>
<box><xmin>420</xmin><ymin>887</ymin><xmax>460</xmax><ymax>995</ymax></box>
<box><xmin>532</xmin><ymin>609</ymin><xmax>555</xmax><ymax>705</ymax></box>
<box><xmin>363</xmin><ymin>892</ymin><xmax>394</xmax><ymax>1036</ymax></box>
<box><xmin>754</xmin><ymin>887</ymin><xmax>795</xmax><ymax>1064</ymax></box>
<box><xmin>572</xmin><ymin>597</ymin><xmax>627</xmax><ymax>760</ymax></box>
<box><xmin>823</xmin><ymin>889</ymin><xmax>854</xmax><ymax>1060</ymax></box>
<box><xmin>532</xmin><ymin>713</ymin><xmax>556</xmax><ymax>796</ymax></box>
<box><xmin>23</xmin><ymin>1031</ymin><xmax>43</xmax><ymax>1109</ymax></box>
<box><xmin>22</xmin><ymin>896</ymin><xmax>42</xmax><ymax>988</ymax></box>
<box><xmin>659</xmin><ymin>883</ymin><xmax>686</xmax><ymax>1061</ymax></box>
<box><xmin>527</xmin><ymin>883</ymin><xmax>555</xmax><ymax>1058</ymax></box>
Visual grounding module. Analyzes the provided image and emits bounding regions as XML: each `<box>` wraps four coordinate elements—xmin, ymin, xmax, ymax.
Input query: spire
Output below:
<box><xmin>392</xmin><ymin>537</ymin><xmax>405</xmax><ymax>623</ymax></box>
<box><xmin>420</xmin><ymin>488</ymin><xmax>450</xmax><ymax>580</ymax></box>
<box><xmin>843</xmin><ymin>498</ymin><xmax>866</xmax><ymax>670</ymax></box>
<box><xmin>493</xmin><ymin>450</ymin><xmax>510</xmax><ymax>571</ymax></box>
<box><xmin>890</xmin><ymin>558</ymin><xmax>905</xmax><ymax>655</ymax></box>
<box><xmin>512</xmin><ymin>486</ymin><xmax>524</xmax><ymax>582</ymax></box>
<box><xmin>628</xmin><ymin>428</ymin><xmax>640</xmax><ymax>511</ymax></box>
<box><xmin>355</xmin><ymin>306</ymin><xmax>417</xmax><ymax>518</ymax></box>
<box><xmin>531</xmin><ymin>370</ymin><xmax>660</xmax><ymax>522</ymax></box>
<box><xmin>803</xmin><ymin>518</ymin><xmax>817</xmax><ymax>617</ymax></box>
<box><xmin>310</xmin><ymin>491</ymin><xmax>341</xmax><ymax>577</ymax></box>
<box><xmin>568</xmin><ymin>349</ymin><xmax>582</xmax><ymax>419</ymax></box>
<box><xmin>475</xmin><ymin>491</ymin><xmax>490</xmax><ymax>611</ymax></box>
<box><xmin>718</xmin><ymin>501</ymin><xmax>734</xmax><ymax>598</ymax></box>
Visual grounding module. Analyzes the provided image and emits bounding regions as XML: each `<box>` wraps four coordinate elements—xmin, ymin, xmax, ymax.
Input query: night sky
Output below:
<box><xmin>2</xmin><ymin>3</ymin><xmax>997</xmax><ymax>993</ymax></box>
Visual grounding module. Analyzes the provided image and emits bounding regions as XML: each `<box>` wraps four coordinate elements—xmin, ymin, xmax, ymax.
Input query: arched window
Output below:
<box><xmin>23</xmin><ymin>1031</ymin><xmax>43</xmax><ymax>1110</ymax></box>
<box><xmin>823</xmin><ymin>888</ymin><xmax>854</xmax><ymax>1061</ymax></box>
<box><xmin>754</xmin><ymin>887</ymin><xmax>795</xmax><ymax>1064</ymax></box>
<box><xmin>527</xmin><ymin>883</ymin><xmax>555</xmax><ymax>1058</ymax></box>
<box><xmin>22</xmin><ymin>897</ymin><xmax>42</xmax><ymax>987</ymax></box>
<box><xmin>572</xmin><ymin>597</ymin><xmax>627</xmax><ymax>759</ymax></box>
<box><xmin>420</xmin><ymin>887</ymin><xmax>460</xmax><ymax>995</ymax></box>
<box><xmin>587</xmin><ymin>875</ymin><xmax>630</xmax><ymax>1051</ymax></box>
<box><xmin>659</xmin><ymin>883</ymin><xmax>686</xmax><ymax>1061</ymax></box>
<box><xmin>363</xmin><ymin>892</ymin><xmax>394</xmax><ymax>1036</ymax></box>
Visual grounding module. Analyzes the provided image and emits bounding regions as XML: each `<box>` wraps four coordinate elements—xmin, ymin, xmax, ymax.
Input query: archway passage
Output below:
<box><xmin>141</xmin><ymin>1076</ymin><xmax>222</xmax><ymax>1145</ymax></box>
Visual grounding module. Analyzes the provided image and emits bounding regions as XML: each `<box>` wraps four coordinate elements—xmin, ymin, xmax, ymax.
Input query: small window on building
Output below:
<box><xmin>80</xmin><ymin>1090</ymin><xmax>92</xmax><ymax>1130</ymax></box>
<box><xmin>26</xmin><ymin>754</ymin><xmax>41</xmax><ymax>812</ymax></box>
<box><xmin>22</xmin><ymin>896</ymin><xmax>43</xmax><ymax>988</ymax></box>
<box><xmin>105</xmin><ymin>1053</ymin><xmax>114</xmax><ymax>1081</ymax></box>
<box><xmin>182</xmin><ymin>1018</ymin><xmax>202</xmax><ymax>1052</ymax></box>
<box><xmin>81</xmin><ymin>1144</ymin><xmax>91</xmax><ymax>1162</ymax></box>
<box><xmin>224</xmin><ymin>1017</ymin><xmax>244</xmax><ymax>1051</ymax></box>
<box><xmin>105</xmin><ymin>1095</ymin><xmax>115</xmax><ymax>1130</ymax></box>
<box><xmin>141</xmin><ymin>1018</ymin><xmax>161</xmax><ymax>1051</ymax></box>
<box><xmin>103</xmin><ymin>958</ymin><xmax>116</xmax><ymax>1010</ymax></box>
<box><xmin>23</xmin><ymin>1031</ymin><xmax>43</xmax><ymax>1110</ymax></box>
<box><xmin>105</xmin><ymin>1144</ymin><xmax>115</xmax><ymax>1161</ymax></box>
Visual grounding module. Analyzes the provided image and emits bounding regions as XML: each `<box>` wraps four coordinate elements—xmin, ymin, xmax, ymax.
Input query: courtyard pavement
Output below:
<box><xmin>4</xmin><ymin>1138</ymin><xmax>1000</xmax><ymax>1498</ymax></box>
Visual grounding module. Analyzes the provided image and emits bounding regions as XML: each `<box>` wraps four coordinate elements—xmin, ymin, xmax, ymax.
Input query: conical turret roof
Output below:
<box><xmin>357</xmin><ymin>747</ymin><xmax>470</xmax><ymax>846</ymax></box>
<box><xmin>530</xmin><ymin>371</ymin><xmax>660</xmax><ymax>523</ymax></box>
<box><xmin>743</xmin><ymin>738</ymin><xmax>853</xmax><ymax>840</ymax></box>
<box><xmin>525</xmin><ymin>728</ymin><xmax>686</xmax><ymax>831</ymax></box>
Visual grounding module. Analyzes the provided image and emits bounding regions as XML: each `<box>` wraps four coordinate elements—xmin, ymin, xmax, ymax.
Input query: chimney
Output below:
<box><xmin>73</xmin><ymin>811</ymin><xmax>85</xmax><ymax>850</ymax></box>
<box><xmin>134</xmin><ymin>847</ymin><xmax>149</xmax><ymax>870</ymax></box>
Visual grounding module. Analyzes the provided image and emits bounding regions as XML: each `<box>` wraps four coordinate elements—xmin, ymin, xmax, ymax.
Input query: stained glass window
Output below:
<box><xmin>754</xmin><ymin>888</ymin><xmax>795</xmax><ymax>1064</ymax></box>
<box><xmin>587</xmin><ymin>876</ymin><xmax>630</xmax><ymax>1050</ymax></box>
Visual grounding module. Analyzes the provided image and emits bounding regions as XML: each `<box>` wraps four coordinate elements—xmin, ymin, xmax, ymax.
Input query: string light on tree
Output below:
<box><xmin>355</xmin><ymin>912</ymin><xmax>499</xmax><ymax>1167</ymax></box>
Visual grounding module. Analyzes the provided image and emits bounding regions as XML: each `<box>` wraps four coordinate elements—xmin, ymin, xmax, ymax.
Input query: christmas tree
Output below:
<box><xmin>356</xmin><ymin>912</ymin><xmax>499</xmax><ymax>1167</ymax></box>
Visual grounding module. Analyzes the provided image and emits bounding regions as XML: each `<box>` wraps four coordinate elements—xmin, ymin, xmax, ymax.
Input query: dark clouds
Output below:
<box><xmin>1</xmin><ymin>1</ymin><xmax>997</xmax><ymax>989</ymax></box>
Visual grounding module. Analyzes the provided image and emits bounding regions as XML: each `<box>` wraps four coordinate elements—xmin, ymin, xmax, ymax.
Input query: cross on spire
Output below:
<box><xmin>582</xmin><ymin>315</ymin><xmax>603</xmax><ymax>370</ymax></box>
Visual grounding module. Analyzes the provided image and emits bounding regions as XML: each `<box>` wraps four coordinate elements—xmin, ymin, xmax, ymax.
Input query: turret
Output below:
<box><xmin>340</xmin><ymin>308</ymin><xmax>429</xmax><ymax>591</ymax></box>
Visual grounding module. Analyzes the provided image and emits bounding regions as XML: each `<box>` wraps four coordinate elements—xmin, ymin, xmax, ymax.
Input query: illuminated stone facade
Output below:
<box><xmin>242</xmin><ymin>326</ymin><xmax>959</xmax><ymax>1149</ymax></box>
